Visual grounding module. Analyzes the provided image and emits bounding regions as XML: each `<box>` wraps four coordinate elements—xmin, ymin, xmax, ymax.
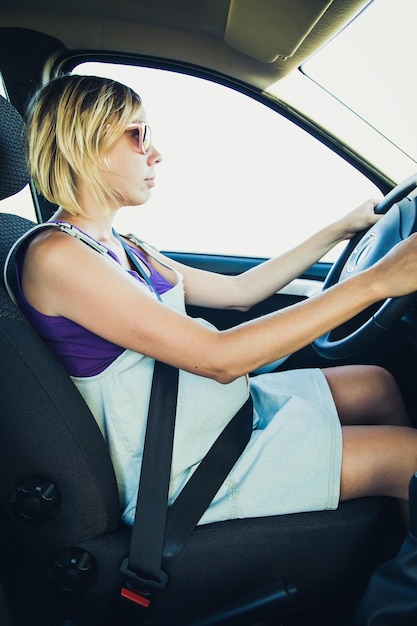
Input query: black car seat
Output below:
<box><xmin>0</xmin><ymin>93</ymin><xmax>381</xmax><ymax>626</ymax></box>
<box><xmin>0</xmin><ymin>581</ymin><xmax>13</xmax><ymax>626</ymax></box>
<box><xmin>0</xmin><ymin>91</ymin><xmax>28</xmax><ymax>626</ymax></box>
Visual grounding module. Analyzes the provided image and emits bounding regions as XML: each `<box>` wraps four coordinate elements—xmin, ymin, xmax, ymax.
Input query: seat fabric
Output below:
<box><xmin>0</xmin><ymin>580</ymin><xmax>13</xmax><ymax>626</ymax></box>
<box><xmin>0</xmin><ymin>95</ymin><xmax>29</xmax><ymax>200</ymax></box>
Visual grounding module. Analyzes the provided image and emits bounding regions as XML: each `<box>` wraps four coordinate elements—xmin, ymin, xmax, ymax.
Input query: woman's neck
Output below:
<box><xmin>51</xmin><ymin>206</ymin><xmax>117</xmax><ymax>244</ymax></box>
<box><xmin>51</xmin><ymin>206</ymin><xmax>135</xmax><ymax>269</ymax></box>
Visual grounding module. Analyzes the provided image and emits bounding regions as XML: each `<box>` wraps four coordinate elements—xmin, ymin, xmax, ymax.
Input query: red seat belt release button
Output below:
<box><xmin>120</xmin><ymin>586</ymin><xmax>151</xmax><ymax>608</ymax></box>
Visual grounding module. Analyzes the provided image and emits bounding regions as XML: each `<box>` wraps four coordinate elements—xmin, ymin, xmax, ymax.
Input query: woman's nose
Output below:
<box><xmin>149</xmin><ymin>145</ymin><xmax>162</xmax><ymax>164</ymax></box>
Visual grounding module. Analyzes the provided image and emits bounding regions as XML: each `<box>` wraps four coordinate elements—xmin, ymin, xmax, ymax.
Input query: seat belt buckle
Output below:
<box><xmin>119</xmin><ymin>557</ymin><xmax>169</xmax><ymax>607</ymax></box>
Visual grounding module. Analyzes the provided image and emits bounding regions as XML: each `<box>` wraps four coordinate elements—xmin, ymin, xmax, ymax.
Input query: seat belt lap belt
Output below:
<box><xmin>163</xmin><ymin>394</ymin><xmax>253</xmax><ymax>566</ymax></box>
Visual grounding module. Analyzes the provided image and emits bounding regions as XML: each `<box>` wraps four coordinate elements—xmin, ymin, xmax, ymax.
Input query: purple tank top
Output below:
<box><xmin>15</xmin><ymin>228</ymin><xmax>173</xmax><ymax>377</ymax></box>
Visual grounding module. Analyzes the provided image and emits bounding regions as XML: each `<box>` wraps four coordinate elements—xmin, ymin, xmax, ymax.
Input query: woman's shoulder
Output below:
<box><xmin>23</xmin><ymin>224</ymin><xmax>105</xmax><ymax>287</ymax></box>
<box><xmin>25</xmin><ymin>225</ymin><xmax>78</xmax><ymax>264</ymax></box>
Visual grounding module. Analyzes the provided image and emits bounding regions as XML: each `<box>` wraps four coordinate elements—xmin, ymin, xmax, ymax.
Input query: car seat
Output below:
<box><xmin>0</xmin><ymin>93</ymin><xmax>382</xmax><ymax>626</ymax></box>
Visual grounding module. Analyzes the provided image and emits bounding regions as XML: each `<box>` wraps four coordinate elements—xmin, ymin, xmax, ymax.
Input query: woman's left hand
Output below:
<box><xmin>336</xmin><ymin>199</ymin><xmax>381</xmax><ymax>240</ymax></box>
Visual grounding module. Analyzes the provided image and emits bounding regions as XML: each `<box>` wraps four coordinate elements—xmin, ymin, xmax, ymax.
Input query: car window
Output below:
<box><xmin>76</xmin><ymin>62</ymin><xmax>381</xmax><ymax>262</ymax></box>
<box><xmin>302</xmin><ymin>0</ymin><xmax>417</xmax><ymax>180</ymax></box>
<box><xmin>0</xmin><ymin>78</ymin><xmax>36</xmax><ymax>221</ymax></box>
<box><xmin>0</xmin><ymin>65</ymin><xmax>382</xmax><ymax>256</ymax></box>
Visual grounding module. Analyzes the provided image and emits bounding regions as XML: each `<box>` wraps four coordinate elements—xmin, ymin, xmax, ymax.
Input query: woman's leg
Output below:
<box><xmin>323</xmin><ymin>364</ymin><xmax>411</xmax><ymax>427</ymax></box>
<box><xmin>340</xmin><ymin>424</ymin><xmax>417</xmax><ymax>503</ymax></box>
<box><xmin>323</xmin><ymin>365</ymin><xmax>416</xmax><ymax>521</ymax></box>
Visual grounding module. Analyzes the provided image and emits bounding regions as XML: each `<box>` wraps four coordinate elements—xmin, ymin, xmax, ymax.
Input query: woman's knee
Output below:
<box><xmin>323</xmin><ymin>364</ymin><xmax>409</xmax><ymax>426</ymax></box>
<box><xmin>364</xmin><ymin>365</ymin><xmax>410</xmax><ymax>425</ymax></box>
<box><xmin>340</xmin><ymin>425</ymin><xmax>417</xmax><ymax>502</ymax></box>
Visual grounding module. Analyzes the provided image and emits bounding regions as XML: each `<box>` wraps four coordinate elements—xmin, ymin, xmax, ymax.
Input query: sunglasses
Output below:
<box><xmin>126</xmin><ymin>122</ymin><xmax>152</xmax><ymax>155</ymax></box>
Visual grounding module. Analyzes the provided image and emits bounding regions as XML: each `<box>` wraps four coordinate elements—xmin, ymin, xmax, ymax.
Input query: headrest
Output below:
<box><xmin>0</xmin><ymin>95</ymin><xmax>30</xmax><ymax>201</ymax></box>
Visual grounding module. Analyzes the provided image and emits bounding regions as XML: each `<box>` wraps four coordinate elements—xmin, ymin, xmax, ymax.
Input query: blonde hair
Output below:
<box><xmin>25</xmin><ymin>74</ymin><xmax>143</xmax><ymax>215</ymax></box>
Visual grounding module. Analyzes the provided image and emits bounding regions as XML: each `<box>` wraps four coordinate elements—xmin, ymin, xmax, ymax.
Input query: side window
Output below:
<box><xmin>0</xmin><ymin>78</ymin><xmax>37</xmax><ymax>221</ymax></box>
<box><xmin>76</xmin><ymin>62</ymin><xmax>380</xmax><ymax>261</ymax></box>
<box><xmin>0</xmin><ymin>185</ymin><xmax>35</xmax><ymax>222</ymax></box>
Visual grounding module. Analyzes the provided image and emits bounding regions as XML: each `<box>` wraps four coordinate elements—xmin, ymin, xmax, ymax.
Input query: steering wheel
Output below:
<box><xmin>312</xmin><ymin>173</ymin><xmax>417</xmax><ymax>360</ymax></box>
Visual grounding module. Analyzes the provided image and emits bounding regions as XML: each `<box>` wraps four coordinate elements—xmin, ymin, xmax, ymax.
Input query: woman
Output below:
<box><xmin>14</xmin><ymin>74</ymin><xmax>417</xmax><ymax>527</ymax></box>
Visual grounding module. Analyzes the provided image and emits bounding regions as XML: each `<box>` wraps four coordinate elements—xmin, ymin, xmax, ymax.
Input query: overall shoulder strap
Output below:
<box><xmin>112</xmin><ymin>230</ymin><xmax>162</xmax><ymax>301</ymax></box>
<box><xmin>4</xmin><ymin>221</ymin><xmax>118</xmax><ymax>304</ymax></box>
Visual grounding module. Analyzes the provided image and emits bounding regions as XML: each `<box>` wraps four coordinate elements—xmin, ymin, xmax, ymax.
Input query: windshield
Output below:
<box><xmin>270</xmin><ymin>0</ymin><xmax>417</xmax><ymax>182</ymax></box>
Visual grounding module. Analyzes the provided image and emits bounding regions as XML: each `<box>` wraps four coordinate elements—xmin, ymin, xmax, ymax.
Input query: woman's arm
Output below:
<box><xmin>152</xmin><ymin>200</ymin><xmax>380</xmax><ymax>311</ymax></box>
<box><xmin>22</xmin><ymin>226</ymin><xmax>417</xmax><ymax>384</ymax></box>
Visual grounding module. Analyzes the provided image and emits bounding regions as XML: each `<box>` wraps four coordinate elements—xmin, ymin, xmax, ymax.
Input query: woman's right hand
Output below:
<box><xmin>370</xmin><ymin>233</ymin><xmax>417</xmax><ymax>299</ymax></box>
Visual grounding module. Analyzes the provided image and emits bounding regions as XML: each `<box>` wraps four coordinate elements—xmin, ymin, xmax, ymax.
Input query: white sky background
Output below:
<box><xmin>304</xmin><ymin>0</ymin><xmax>417</xmax><ymax>165</ymax></box>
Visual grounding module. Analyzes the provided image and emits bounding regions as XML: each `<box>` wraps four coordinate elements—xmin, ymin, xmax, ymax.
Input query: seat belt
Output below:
<box><xmin>120</xmin><ymin>358</ymin><xmax>253</xmax><ymax>607</ymax></box>
<box><xmin>119</xmin><ymin>360</ymin><xmax>178</xmax><ymax>605</ymax></box>
<box><xmin>116</xmin><ymin>234</ymin><xmax>254</xmax><ymax>607</ymax></box>
<box><xmin>163</xmin><ymin>393</ymin><xmax>253</xmax><ymax>567</ymax></box>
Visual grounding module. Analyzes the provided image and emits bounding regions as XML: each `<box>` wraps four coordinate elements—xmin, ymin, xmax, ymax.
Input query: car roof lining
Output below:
<box><xmin>0</xmin><ymin>0</ymin><xmax>370</xmax><ymax>91</ymax></box>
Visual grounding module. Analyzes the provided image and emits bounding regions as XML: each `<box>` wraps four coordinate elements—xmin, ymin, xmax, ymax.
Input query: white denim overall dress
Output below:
<box><xmin>70</xmin><ymin>239</ymin><xmax>251</xmax><ymax>526</ymax></box>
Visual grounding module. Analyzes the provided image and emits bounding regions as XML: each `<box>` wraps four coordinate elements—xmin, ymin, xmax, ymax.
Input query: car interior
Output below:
<box><xmin>1</xmin><ymin>1</ymin><xmax>417</xmax><ymax>625</ymax></box>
